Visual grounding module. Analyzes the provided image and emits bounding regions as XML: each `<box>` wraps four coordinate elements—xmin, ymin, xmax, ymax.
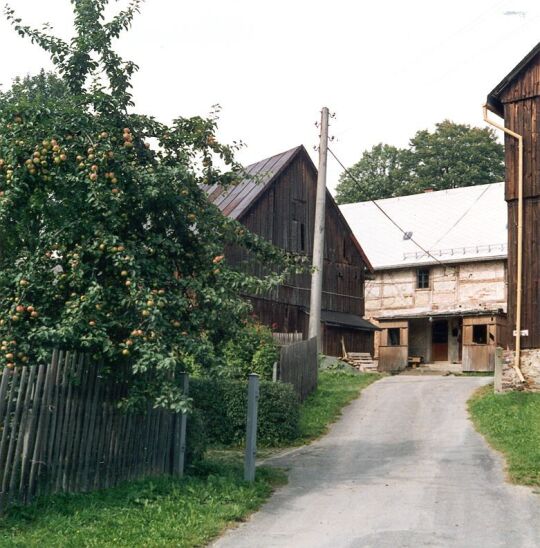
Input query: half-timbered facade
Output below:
<box><xmin>341</xmin><ymin>183</ymin><xmax>508</xmax><ymax>372</ymax></box>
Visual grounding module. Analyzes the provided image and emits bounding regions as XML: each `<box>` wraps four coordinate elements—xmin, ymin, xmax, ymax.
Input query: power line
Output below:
<box><xmin>327</xmin><ymin>146</ymin><xmax>447</xmax><ymax>267</ymax></box>
<box><xmin>428</xmin><ymin>183</ymin><xmax>493</xmax><ymax>252</ymax></box>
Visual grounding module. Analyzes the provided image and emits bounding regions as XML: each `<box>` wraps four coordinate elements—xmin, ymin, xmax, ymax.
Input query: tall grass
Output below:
<box><xmin>469</xmin><ymin>385</ymin><xmax>540</xmax><ymax>487</ymax></box>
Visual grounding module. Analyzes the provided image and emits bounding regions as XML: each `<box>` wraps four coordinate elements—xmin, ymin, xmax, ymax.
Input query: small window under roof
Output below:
<box><xmin>403</xmin><ymin>231</ymin><xmax>413</xmax><ymax>240</ymax></box>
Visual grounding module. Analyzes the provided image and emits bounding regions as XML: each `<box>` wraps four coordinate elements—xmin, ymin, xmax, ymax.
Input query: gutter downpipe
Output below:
<box><xmin>483</xmin><ymin>105</ymin><xmax>525</xmax><ymax>383</ymax></box>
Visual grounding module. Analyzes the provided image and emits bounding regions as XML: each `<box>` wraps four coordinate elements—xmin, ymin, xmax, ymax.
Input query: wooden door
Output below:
<box><xmin>432</xmin><ymin>320</ymin><xmax>448</xmax><ymax>361</ymax></box>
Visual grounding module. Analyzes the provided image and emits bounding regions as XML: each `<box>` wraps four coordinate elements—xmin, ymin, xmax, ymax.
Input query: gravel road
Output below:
<box><xmin>213</xmin><ymin>375</ymin><xmax>540</xmax><ymax>548</ymax></box>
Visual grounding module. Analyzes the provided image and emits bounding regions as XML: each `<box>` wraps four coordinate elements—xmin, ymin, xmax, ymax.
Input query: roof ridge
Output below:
<box><xmin>204</xmin><ymin>145</ymin><xmax>305</xmax><ymax>220</ymax></box>
<box><xmin>244</xmin><ymin>145</ymin><xmax>304</xmax><ymax>171</ymax></box>
<box><xmin>339</xmin><ymin>181</ymin><xmax>506</xmax><ymax>269</ymax></box>
<box><xmin>341</xmin><ymin>181</ymin><xmax>504</xmax><ymax>208</ymax></box>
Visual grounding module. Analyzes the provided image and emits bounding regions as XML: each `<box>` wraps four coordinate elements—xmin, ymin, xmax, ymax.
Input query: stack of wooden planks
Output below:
<box><xmin>340</xmin><ymin>337</ymin><xmax>377</xmax><ymax>371</ymax></box>
<box><xmin>341</xmin><ymin>352</ymin><xmax>378</xmax><ymax>372</ymax></box>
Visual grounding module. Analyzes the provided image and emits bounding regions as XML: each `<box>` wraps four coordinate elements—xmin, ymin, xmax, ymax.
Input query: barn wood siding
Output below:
<box><xmin>503</xmin><ymin>97</ymin><xmax>540</xmax><ymax>201</ymax></box>
<box><xmin>323</xmin><ymin>326</ymin><xmax>373</xmax><ymax>358</ymax></box>
<box><xmin>222</xmin><ymin>149</ymin><xmax>371</xmax><ymax>355</ymax></box>
<box><xmin>507</xmin><ymin>198</ymin><xmax>540</xmax><ymax>348</ymax></box>
<box><xmin>231</xmin><ymin>152</ymin><xmax>366</xmax><ymax>317</ymax></box>
<box><xmin>499</xmin><ymin>51</ymin><xmax>540</xmax><ymax>350</ymax></box>
<box><xmin>499</xmin><ymin>51</ymin><xmax>540</xmax><ymax>106</ymax></box>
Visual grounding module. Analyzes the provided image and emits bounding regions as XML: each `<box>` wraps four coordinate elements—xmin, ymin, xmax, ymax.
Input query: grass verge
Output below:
<box><xmin>468</xmin><ymin>384</ymin><xmax>540</xmax><ymax>487</ymax></box>
<box><xmin>207</xmin><ymin>370</ymin><xmax>381</xmax><ymax>461</ymax></box>
<box><xmin>1</xmin><ymin>370</ymin><xmax>380</xmax><ymax>547</ymax></box>
<box><xmin>0</xmin><ymin>461</ymin><xmax>286</xmax><ymax>547</ymax></box>
<box><xmin>296</xmin><ymin>370</ymin><xmax>380</xmax><ymax>443</ymax></box>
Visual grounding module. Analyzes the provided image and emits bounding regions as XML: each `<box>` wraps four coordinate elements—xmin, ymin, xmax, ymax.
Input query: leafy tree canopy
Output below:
<box><xmin>333</xmin><ymin>143</ymin><xmax>408</xmax><ymax>205</ymax></box>
<box><xmin>335</xmin><ymin>120</ymin><xmax>505</xmax><ymax>204</ymax></box>
<box><xmin>0</xmin><ymin>1</ymin><xmax>306</xmax><ymax>410</ymax></box>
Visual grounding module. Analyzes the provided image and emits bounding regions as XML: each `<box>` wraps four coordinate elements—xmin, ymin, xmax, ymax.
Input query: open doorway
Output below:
<box><xmin>432</xmin><ymin>320</ymin><xmax>448</xmax><ymax>361</ymax></box>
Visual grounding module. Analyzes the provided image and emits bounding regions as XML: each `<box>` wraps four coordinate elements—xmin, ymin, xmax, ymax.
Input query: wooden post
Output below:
<box><xmin>494</xmin><ymin>347</ymin><xmax>504</xmax><ymax>393</ymax></box>
<box><xmin>308</xmin><ymin>107</ymin><xmax>330</xmax><ymax>353</ymax></box>
<box><xmin>176</xmin><ymin>372</ymin><xmax>189</xmax><ymax>477</ymax></box>
<box><xmin>244</xmin><ymin>374</ymin><xmax>259</xmax><ymax>482</ymax></box>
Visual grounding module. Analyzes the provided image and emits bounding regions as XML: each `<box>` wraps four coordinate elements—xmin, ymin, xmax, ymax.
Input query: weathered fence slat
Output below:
<box><xmin>69</xmin><ymin>354</ymin><xmax>88</xmax><ymax>492</ymax></box>
<box><xmin>272</xmin><ymin>332</ymin><xmax>303</xmax><ymax>346</ymax></box>
<box><xmin>79</xmin><ymin>357</ymin><xmax>96</xmax><ymax>491</ymax></box>
<box><xmin>51</xmin><ymin>350</ymin><xmax>68</xmax><ymax>492</ymax></box>
<box><xmin>1</xmin><ymin>367</ymin><xmax>28</xmax><ymax>509</ymax></box>
<box><xmin>0</xmin><ymin>352</ymin><xmax>190</xmax><ymax>513</ymax></box>
<box><xmin>278</xmin><ymin>337</ymin><xmax>318</xmax><ymax>401</ymax></box>
<box><xmin>0</xmin><ymin>367</ymin><xmax>21</xmax><ymax>510</ymax></box>
<box><xmin>0</xmin><ymin>365</ymin><xmax>12</xmax><ymax>423</ymax></box>
<box><xmin>18</xmin><ymin>361</ymin><xmax>47</xmax><ymax>501</ymax></box>
<box><xmin>10</xmin><ymin>364</ymin><xmax>37</xmax><ymax>504</ymax></box>
<box><xmin>35</xmin><ymin>350</ymin><xmax>55</xmax><ymax>495</ymax></box>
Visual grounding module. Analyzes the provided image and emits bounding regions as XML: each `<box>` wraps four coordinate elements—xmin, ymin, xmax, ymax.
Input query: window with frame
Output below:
<box><xmin>388</xmin><ymin>327</ymin><xmax>401</xmax><ymax>346</ymax></box>
<box><xmin>472</xmin><ymin>324</ymin><xmax>488</xmax><ymax>345</ymax></box>
<box><xmin>417</xmin><ymin>268</ymin><xmax>430</xmax><ymax>289</ymax></box>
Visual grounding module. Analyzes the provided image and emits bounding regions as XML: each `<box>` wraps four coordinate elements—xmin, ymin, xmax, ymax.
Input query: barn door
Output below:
<box><xmin>432</xmin><ymin>320</ymin><xmax>448</xmax><ymax>361</ymax></box>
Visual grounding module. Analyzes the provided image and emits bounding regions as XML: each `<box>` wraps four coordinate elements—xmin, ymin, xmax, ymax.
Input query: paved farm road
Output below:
<box><xmin>213</xmin><ymin>376</ymin><xmax>540</xmax><ymax>548</ymax></box>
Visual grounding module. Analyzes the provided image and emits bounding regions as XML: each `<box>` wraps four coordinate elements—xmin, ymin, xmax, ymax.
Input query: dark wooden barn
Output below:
<box><xmin>487</xmin><ymin>42</ymin><xmax>540</xmax><ymax>350</ymax></box>
<box><xmin>204</xmin><ymin>145</ymin><xmax>377</xmax><ymax>356</ymax></box>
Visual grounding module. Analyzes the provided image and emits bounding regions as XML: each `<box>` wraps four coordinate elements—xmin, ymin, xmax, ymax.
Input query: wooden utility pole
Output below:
<box><xmin>308</xmin><ymin>107</ymin><xmax>329</xmax><ymax>351</ymax></box>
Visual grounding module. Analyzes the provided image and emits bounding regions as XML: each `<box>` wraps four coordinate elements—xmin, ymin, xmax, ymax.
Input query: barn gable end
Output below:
<box><xmin>205</xmin><ymin>145</ymin><xmax>377</xmax><ymax>356</ymax></box>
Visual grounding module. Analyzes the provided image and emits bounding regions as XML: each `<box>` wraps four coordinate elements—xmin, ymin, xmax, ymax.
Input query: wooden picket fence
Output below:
<box><xmin>272</xmin><ymin>332</ymin><xmax>303</xmax><ymax>346</ymax></box>
<box><xmin>278</xmin><ymin>337</ymin><xmax>318</xmax><ymax>402</ymax></box>
<box><xmin>0</xmin><ymin>350</ymin><xmax>188</xmax><ymax>513</ymax></box>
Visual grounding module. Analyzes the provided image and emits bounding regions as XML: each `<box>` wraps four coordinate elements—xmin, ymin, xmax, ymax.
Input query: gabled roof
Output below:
<box><xmin>204</xmin><ymin>145</ymin><xmax>374</xmax><ymax>271</ymax></box>
<box><xmin>203</xmin><ymin>146</ymin><xmax>301</xmax><ymax>220</ymax></box>
<box><xmin>339</xmin><ymin>183</ymin><xmax>506</xmax><ymax>270</ymax></box>
<box><xmin>487</xmin><ymin>41</ymin><xmax>540</xmax><ymax>116</ymax></box>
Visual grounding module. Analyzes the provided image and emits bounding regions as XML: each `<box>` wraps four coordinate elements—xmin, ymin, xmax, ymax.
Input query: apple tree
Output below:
<box><xmin>0</xmin><ymin>1</ymin><xmax>306</xmax><ymax>410</ymax></box>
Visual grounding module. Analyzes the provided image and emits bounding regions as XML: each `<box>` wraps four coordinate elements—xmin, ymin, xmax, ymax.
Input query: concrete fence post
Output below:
<box><xmin>244</xmin><ymin>373</ymin><xmax>260</xmax><ymax>482</ymax></box>
<box><xmin>494</xmin><ymin>347</ymin><xmax>503</xmax><ymax>394</ymax></box>
<box><xmin>178</xmin><ymin>372</ymin><xmax>189</xmax><ymax>476</ymax></box>
<box><xmin>272</xmin><ymin>361</ymin><xmax>278</xmax><ymax>382</ymax></box>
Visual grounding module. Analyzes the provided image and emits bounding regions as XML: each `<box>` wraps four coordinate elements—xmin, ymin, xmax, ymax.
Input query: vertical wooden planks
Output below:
<box><xmin>50</xmin><ymin>351</ymin><xmax>68</xmax><ymax>492</ymax></box>
<box><xmin>0</xmin><ymin>367</ymin><xmax>21</xmax><ymax>510</ymax></box>
<box><xmin>0</xmin><ymin>349</ymin><xmax>194</xmax><ymax>514</ymax></box>
<box><xmin>0</xmin><ymin>367</ymin><xmax>27</xmax><ymax>510</ymax></box>
<box><xmin>8</xmin><ymin>365</ymin><xmax>36</xmax><ymax>505</ymax></box>
<box><xmin>18</xmin><ymin>361</ymin><xmax>46</xmax><ymax>502</ymax></box>
<box><xmin>278</xmin><ymin>337</ymin><xmax>318</xmax><ymax>401</ymax></box>
<box><xmin>68</xmin><ymin>354</ymin><xmax>88</xmax><ymax>492</ymax></box>
<box><xmin>81</xmin><ymin>357</ymin><xmax>99</xmax><ymax>491</ymax></box>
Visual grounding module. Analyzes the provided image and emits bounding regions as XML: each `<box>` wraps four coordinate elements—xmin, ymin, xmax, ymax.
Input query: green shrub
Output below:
<box><xmin>190</xmin><ymin>378</ymin><xmax>299</xmax><ymax>447</ymax></box>
<box><xmin>186</xmin><ymin>409</ymin><xmax>207</xmax><ymax>467</ymax></box>
<box><xmin>221</xmin><ymin>323</ymin><xmax>278</xmax><ymax>380</ymax></box>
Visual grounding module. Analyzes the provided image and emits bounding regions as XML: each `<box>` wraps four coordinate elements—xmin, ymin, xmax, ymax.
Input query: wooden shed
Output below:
<box><xmin>377</xmin><ymin>320</ymin><xmax>408</xmax><ymax>372</ymax></box>
<box><xmin>204</xmin><ymin>145</ymin><xmax>378</xmax><ymax>356</ymax></box>
<box><xmin>462</xmin><ymin>314</ymin><xmax>507</xmax><ymax>372</ymax></box>
<box><xmin>487</xmin><ymin>42</ymin><xmax>540</xmax><ymax>349</ymax></box>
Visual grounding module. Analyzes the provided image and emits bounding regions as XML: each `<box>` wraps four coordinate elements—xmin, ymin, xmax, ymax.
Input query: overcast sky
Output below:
<box><xmin>1</xmin><ymin>0</ymin><xmax>539</xmax><ymax>192</ymax></box>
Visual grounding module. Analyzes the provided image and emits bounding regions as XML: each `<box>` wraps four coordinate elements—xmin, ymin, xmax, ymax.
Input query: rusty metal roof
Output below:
<box><xmin>203</xmin><ymin>146</ymin><xmax>301</xmax><ymax>220</ymax></box>
<box><xmin>205</xmin><ymin>145</ymin><xmax>374</xmax><ymax>272</ymax></box>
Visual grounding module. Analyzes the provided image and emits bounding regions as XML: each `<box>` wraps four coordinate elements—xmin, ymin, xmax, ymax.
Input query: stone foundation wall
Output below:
<box><xmin>496</xmin><ymin>348</ymin><xmax>540</xmax><ymax>392</ymax></box>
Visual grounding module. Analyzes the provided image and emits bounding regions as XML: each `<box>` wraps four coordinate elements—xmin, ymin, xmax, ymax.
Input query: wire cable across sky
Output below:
<box><xmin>327</xmin><ymin>146</ymin><xmax>447</xmax><ymax>267</ymax></box>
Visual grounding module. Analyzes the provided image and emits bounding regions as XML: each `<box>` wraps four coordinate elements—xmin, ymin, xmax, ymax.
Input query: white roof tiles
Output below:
<box><xmin>339</xmin><ymin>182</ymin><xmax>506</xmax><ymax>270</ymax></box>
